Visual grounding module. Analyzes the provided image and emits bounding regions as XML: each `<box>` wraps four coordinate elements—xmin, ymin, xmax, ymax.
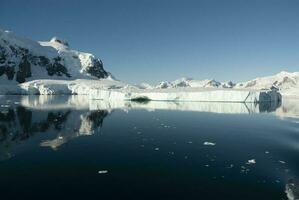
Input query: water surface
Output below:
<box><xmin>0</xmin><ymin>95</ymin><xmax>298</xmax><ymax>199</ymax></box>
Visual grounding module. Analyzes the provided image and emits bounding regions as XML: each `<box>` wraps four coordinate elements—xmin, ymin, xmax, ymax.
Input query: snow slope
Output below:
<box><xmin>235</xmin><ymin>71</ymin><xmax>299</xmax><ymax>97</ymax></box>
<box><xmin>0</xmin><ymin>78</ymin><xmax>128</xmax><ymax>95</ymax></box>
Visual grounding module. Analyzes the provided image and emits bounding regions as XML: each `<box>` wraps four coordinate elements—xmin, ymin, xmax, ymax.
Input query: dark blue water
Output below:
<box><xmin>0</xmin><ymin>95</ymin><xmax>299</xmax><ymax>199</ymax></box>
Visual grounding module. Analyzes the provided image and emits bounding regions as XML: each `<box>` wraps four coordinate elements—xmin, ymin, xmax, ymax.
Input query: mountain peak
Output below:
<box><xmin>50</xmin><ymin>37</ymin><xmax>69</xmax><ymax>47</ymax></box>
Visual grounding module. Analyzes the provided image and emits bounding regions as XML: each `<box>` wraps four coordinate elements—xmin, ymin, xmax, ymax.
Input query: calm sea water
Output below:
<box><xmin>0</xmin><ymin>95</ymin><xmax>299</xmax><ymax>199</ymax></box>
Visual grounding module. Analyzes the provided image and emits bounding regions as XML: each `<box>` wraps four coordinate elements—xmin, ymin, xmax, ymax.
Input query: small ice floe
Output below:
<box><xmin>226</xmin><ymin>164</ymin><xmax>234</xmax><ymax>169</ymax></box>
<box><xmin>14</xmin><ymin>102</ymin><xmax>20</xmax><ymax>105</ymax></box>
<box><xmin>58</xmin><ymin>136</ymin><xmax>63</xmax><ymax>140</ymax></box>
<box><xmin>188</xmin><ymin>141</ymin><xmax>193</xmax><ymax>144</ymax></box>
<box><xmin>1</xmin><ymin>105</ymin><xmax>10</xmax><ymax>108</ymax></box>
<box><xmin>98</xmin><ymin>170</ymin><xmax>108</xmax><ymax>174</ymax></box>
<box><xmin>240</xmin><ymin>166</ymin><xmax>250</xmax><ymax>173</ymax></box>
<box><xmin>203</xmin><ymin>142</ymin><xmax>216</xmax><ymax>146</ymax></box>
<box><xmin>246</xmin><ymin>159</ymin><xmax>256</xmax><ymax>165</ymax></box>
<box><xmin>205</xmin><ymin>164</ymin><xmax>209</xmax><ymax>167</ymax></box>
<box><xmin>265</xmin><ymin>151</ymin><xmax>270</xmax><ymax>154</ymax></box>
<box><xmin>279</xmin><ymin>160</ymin><xmax>286</xmax><ymax>164</ymax></box>
<box><xmin>154</xmin><ymin>147</ymin><xmax>159</xmax><ymax>151</ymax></box>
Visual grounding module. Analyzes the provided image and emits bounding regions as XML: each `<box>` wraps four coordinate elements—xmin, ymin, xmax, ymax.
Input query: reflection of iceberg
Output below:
<box><xmin>286</xmin><ymin>178</ymin><xmax>299</xmax><ymax>200</ymax></box>
<box><xmin>275</xmin><ymin>98</ymin><xmax>299</xmax><ymax>122</ymax></box>
<box><xmin>12</xmin><ymin>95</ymin><xmax>282</xmax><ymax>114</ymax></box>
<box><xmin>20</xmin><ymin>95</ymin><xmax>89</xmax><ymax>110</ymax></box>
<box><xmin>89</xmin><ymin>100</ymin><xmax>281</xmax><ymax>114</ymax></box>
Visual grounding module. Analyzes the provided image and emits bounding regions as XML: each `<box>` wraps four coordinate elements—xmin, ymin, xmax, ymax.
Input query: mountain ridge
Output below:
<box><xmin>144</xmin><ymin>71</ymin><xmax>299</xmax><ymax>96</ymax></box>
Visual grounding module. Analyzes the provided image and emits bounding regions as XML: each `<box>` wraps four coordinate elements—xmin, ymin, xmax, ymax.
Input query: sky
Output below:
<box><xmin>1</xmin><ymin>0</ymin><xmax>299</xmax><ymax>84</ymax></box>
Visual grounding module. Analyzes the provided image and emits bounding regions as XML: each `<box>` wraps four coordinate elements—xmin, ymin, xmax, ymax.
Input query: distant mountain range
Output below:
<box><xmin>144</xmin><ymin>71</ymin><xmax>299</xmax><ymax>96</ymax></box>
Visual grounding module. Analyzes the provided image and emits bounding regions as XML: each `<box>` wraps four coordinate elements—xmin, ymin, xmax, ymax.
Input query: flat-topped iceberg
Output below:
<box><xmin>89</xmin><ymin>87</ymin><xmax>281</xmax><ymax>103</ymax></box>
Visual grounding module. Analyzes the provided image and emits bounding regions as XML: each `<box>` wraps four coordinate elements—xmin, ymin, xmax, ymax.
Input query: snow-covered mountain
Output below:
<box><xmin>153</xmin><ymin>78</ymin><xmax>233</xmax><ymax>89</ymax></box>
<box><xmin>150</xmin><ymin>71</ymin><xmax>299</xmax><ymax>96</ymax></box>
<box><xmin>235</xmin><ymin>71</ymin><xmax>299</xmax><ymax>95</ymax></box>
<box><xmin>0</xmin><ymin>29</ymin><xmax>110</xmax><ymax>83</ymax></box>
<box><xmin>1</xmin><ymin>29</ymin><xmax>298</xmax><ymax>97</ymax></box>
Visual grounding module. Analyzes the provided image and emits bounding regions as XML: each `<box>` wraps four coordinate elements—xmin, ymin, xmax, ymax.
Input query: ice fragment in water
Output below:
<box><xmin>203</xmin><ymin>142</ymin><xmax>216</xmax><ymax>146</ymax></box>
<box><xmin>98</xmin><ymin>170</ymin><xmax>108</xmax><ymax>174</ymax></box>
<box><xmin>246</xmin><ymin>159</ymin><xmax>256</xmax><ymax>164</ymax></box>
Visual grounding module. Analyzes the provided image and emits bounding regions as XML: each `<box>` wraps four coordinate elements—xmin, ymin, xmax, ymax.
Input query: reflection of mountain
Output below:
<box><xmin>40</xmin><ymin>110</ymin><xmax>108</xmax><ymax>150</ymax></box>
<box><xmin>275</xmin><ymin>98</ymin><xmax>299</xmax><ymax>122</ymax></box>
<box><xmin>0</xmin><ymin>97</ymin><xmax>109</xmax><ymax>159</ymax></box>
<box><xmin>0</xmin><ymin>106</ymin><xmax>70</xmax><ymax>142</ymax></box>
<box><xmin>0</xmin><ymin>105</ymin><xmax>72</xmax><ymax>159</ymax></box>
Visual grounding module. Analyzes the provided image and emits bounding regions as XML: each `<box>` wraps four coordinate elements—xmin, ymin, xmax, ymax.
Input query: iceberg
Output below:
<box><xmin>89</xmin><ymin>87</ymin><xmax>281</xmax><ymax>103</ymax></box>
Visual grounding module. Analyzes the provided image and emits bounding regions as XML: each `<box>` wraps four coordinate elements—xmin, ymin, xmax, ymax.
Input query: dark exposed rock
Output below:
<box><xmin>5</xmin><ymin>66</ymin><xmax>15</xmax><ymax>80</ymax></box>
<box><xmin>0</xmin><ymin>46</ymin><xmax>6</xmax><ymax>64</ymax></box>
<box><xmin>38</xmin><ymin>56</ymin><xmax>50</xmax><ymax>66</ymax></box>
<box><xmin>0</xmin><ymin>65</ymin><xmax>15</xmax><ymax>80</ymax></box>
<box><xmin>86</xmin><ymin>59</ymin><xmax>108</xmax><ymax>78</ymax></box>
<box><xmin>50</xmin><ymin>37</ymin><xmax>69</xmax><ymax>47</ymax></box>
<box><xmin>19</xmin><ymin>55</ymin><xmax>31</xmax><ymax>77</ymax></box>
<box><xmin>46</xmin><ymin>56</ymin><xmax>71</xmax><ymax>77</ymax></box>
<box><xmin>16</xmin><ymin>71</ymin><xmax>26</xmax><ymax>83</ymax></box>
<box><xmin>14</xmin><ymin>55</ymin><xmax>31</xmax><ymax>83</ymax></box>
<box><xmin>0</xmin><ymin>66</ymin><xmax>5</xmax><ymax>76</ymax></box>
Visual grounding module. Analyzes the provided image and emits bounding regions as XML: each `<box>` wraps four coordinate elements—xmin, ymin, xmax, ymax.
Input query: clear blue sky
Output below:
<box><xmin>1</xmin><ymin>0</ymin><xmax>299</xmax><ymax>84</ymax></box>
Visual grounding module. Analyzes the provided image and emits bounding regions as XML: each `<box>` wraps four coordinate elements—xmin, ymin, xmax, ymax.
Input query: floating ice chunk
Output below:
<box><xmin>227</xmin><ymin>164</ymin><xmax>234</xmax><ymax>168</ymax></box>
<box><xmin>98</xmin><ymin>170</ymin><xmax>108</xmax><ymax>174</ymax></box>
<box><xmin>279</xmin><ymin>160</ymin><xmax>286</xmax><ymax>164</ymax></box>
<box><xmin>203</xmin><ymin>142</ymin><xmax>216</xmax><ymax>146</ymax></box>
<box><xmin>247</xmin><ymin>159</ymin><xmax>256</xmax><ymax>164</ymax></box>
<box><xmin>1</xmin><ymin>105</ymin><xmax>10</xmax><ymax>108</ymax></box>
<box><xmin>154</xmin><ymin>148</ymin><xmax>159</xmax><ymax>151</ymax></box>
